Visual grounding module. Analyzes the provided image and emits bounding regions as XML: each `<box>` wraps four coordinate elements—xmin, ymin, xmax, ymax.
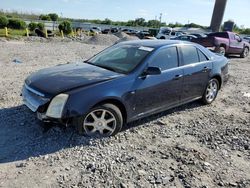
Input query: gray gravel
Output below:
<box><xmin>0</xmin><ymin>40</ymin><xmax>249</xmax><ymax>188</ymax></box>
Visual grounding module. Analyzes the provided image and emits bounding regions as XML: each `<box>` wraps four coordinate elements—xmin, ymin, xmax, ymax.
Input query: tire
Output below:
<box><xmin>160</xmin><ymin>36</ymin><xmax>165</xmax><ymax>39</ymax></box>
<box><xmin>202</xmin><ymin>78</ymin><xmax>219</xmax><ymax>105</ymax></box>
<box><xmin>240</xmin><ymin>47</ymin><xmax>249</xmax><ymax>58</ymax></box>
<box><xmin>75</xmin><ymin>103</ymin><xmax>123</xmax><ymax>137</ymax></box>
<box><xmin>216</xmin><ymin>46</ymin><xmax>226</xmax><ymax>56</ymax></box>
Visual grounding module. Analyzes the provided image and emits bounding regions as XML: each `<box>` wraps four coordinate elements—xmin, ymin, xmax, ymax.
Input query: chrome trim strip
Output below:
<box><xmin>25</xmin><ymin>83</ymin><xmax>45</xmax><ymax>97</ymax></box>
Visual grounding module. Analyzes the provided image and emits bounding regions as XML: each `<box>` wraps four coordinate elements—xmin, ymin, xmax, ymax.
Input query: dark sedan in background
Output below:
<box><xmin>170</xmin><ymin>34</ymin><xmax>198</xmax><ymax>41</ymax></box>
<box><xmin>22</xmin><ymin>40</ymin><xmax>229</xmax><ymax>137</ymax></box>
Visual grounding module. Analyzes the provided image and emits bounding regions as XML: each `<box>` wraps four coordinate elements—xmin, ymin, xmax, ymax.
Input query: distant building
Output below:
<box><xmin>223</xmin><ymin>21</ymin><xmax>234</xmax><ymax>32</ymax></box>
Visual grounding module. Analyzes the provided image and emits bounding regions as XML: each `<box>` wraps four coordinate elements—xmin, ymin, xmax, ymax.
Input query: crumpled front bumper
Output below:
<box><xmin>22</xmin><ymin>84</ymin><xmax>50</xmax><ymax>112</ymax></box>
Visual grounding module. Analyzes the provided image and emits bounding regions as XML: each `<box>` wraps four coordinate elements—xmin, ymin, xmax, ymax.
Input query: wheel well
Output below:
<box><xmin>160</xmin><ymin>36</ymin><xmax>165</xmax><ymax>39</ymax></box>
<box><xmin>220</xmin><ymin>44</ymin><xmax>226</xmax><ymax>49</ymax></box>
<box><xmin>212</xmin><ymin>75</ymin><xmax>222</xmax><ymax>89</ymax></box>
<box><xmin>94</xmin><ymin>99</ymin><xmax>127</xmax><ymax>123</ymax></box>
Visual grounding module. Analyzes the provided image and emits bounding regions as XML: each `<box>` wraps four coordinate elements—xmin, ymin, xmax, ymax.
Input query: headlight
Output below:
<box><xmin>46</xmin><ymin>94</ymin><xmax>69</xmax><ymax>118</ymax></box>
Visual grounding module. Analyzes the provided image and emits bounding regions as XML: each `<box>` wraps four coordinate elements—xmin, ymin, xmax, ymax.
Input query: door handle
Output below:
<box><xmin>202</xmin><ymin>67</ymin><xmax>209</xmax><ymax>72</ymax></box>
<box><xmin>173</xmin><ymin>74</ymin><xmax>183</xmax><ymax>80</ymax></box>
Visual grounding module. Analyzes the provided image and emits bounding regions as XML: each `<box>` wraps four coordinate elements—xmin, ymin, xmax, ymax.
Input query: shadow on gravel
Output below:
<box><xmin>0</xmin><ymin>101</ymin><xmax>202</xmax><ymax>164</ymax></box>
<box><xmin>124</xmin><ymin>100</ymin><xmax>203</xmax><ymax>131</ymax></box>
<box><xmin>0</xmin><ymin>105</ymin><xmax>78</xmax><ymax>163</ymax></box>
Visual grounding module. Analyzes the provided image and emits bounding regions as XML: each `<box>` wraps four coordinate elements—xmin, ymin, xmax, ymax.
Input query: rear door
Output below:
<box><xmin>179</xmin><ymin>45</ymin><xmax>212</xmax><ymax>102</ymax></box>
<box><xmin>134</xmin><ymin>46</ymin><xmax>183</xmax><ymax>115</ymax></box>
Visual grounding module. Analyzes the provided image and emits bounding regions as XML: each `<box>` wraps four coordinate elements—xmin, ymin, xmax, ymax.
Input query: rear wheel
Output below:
<box><xmin>76</xmin><ymin>103</ymin><xmax>123</xmax><ymax>137</ymax></box>
<box><xmin>216</xmin><ymin>46</ymin><xmax>226</xmax><ymax>56</ymax></box>
<box><xmin>240</xmin><ymin>47</ymin><xmax>249</xmax><ymax>58</ymax></box>
<box><xmin>202</xmin><ymin>79</ymin><xmax>219</xmax><ymax>104</ymax></box>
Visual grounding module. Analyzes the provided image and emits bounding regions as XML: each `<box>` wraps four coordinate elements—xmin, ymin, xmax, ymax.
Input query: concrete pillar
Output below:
<box><xmin>210</xmin><ymin>0</ymin><xmax>228</xmax><ymax>32</ymax></box>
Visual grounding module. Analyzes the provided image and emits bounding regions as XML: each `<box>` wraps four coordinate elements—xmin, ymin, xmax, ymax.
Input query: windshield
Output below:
<box><xmin>86</xmin><ymin>44</ymin><xmax>153</xmax><ymax>74</ymax></box>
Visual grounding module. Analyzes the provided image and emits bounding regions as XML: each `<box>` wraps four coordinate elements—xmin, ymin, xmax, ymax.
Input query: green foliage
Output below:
<box><xmin>168</xmin><ymin>22</ymin><xmax>184</xmax><ymax>28</ymax></box>
<box><xmin>147</xmin><ymin>20</ymin><xmax>161</xmax><ymax>28</ymax></box>
<box><xmin>8</xmin><ymin>18</ymin><xmax>26</xmax><ymax>29</ymax></box>
<box><xmin>134</xmin><ymin>18</ymin><xmax>146</xmax><ymax>26</ymax></box>
<box><xmin>37</xmin><ymin>22</ymin><xmax>45</xmax><ymax>30</ymax></box>
<box><xmin>102</xmin><ymin>18</ymin><xmax>112</xmax><ymax>25</ymax></box>
<box><xmin>0</xmin><ymin>15</ymin><xmax>8</xmax><ymax>28</ymax></box>
<box><xmin>28</xmin><ymin>22</ymin><xmax>37</xmax><ymax>31</ymax></box>
<box><xmin>58</xmin><ymin>20</ymin><xmax>72</xmax><ymax>34</ymax></box>
<box><xmin>48</xmin><ymin>13</ymin><xmax>59</xmax><ymax>21</ymax></box>
<box><xmin>39</xmin><ymin>14</ymin><xmax>51</xmax><ymax>21</ymax></box>
<box><xmin>241</xmin><ymin>28</ymin><xmax>250</xmax><ymax>35</ymax></box>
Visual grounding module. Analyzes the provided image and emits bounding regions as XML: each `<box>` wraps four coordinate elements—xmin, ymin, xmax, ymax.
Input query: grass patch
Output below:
<box><xmin>0</xmin><ymin>28</ymin><xmax>27</xmax><ymax>37</ymax></box>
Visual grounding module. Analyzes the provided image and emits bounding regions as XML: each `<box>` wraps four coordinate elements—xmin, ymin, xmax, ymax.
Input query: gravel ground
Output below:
<box><xmin>0</xmin><ymin>40</ymin><xmax>249</xmax><ymax>188</ymax></box>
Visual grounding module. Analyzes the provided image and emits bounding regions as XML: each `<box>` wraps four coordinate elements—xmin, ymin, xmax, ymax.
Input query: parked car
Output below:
<box><xmin>189</xmin><ymin>33</ymin><xmax>207</xmax><ymax>38</ymax></box>
<box><xmin>136</xmin><ymin>31</ymin><xmax>155</xmax><ymax>39</ymax></box>
<box><xmin>22</xmin><ymin>40</ymin><xmax>229</xmax><ymax>137</ymax></box>
<box><xmin>102</xmin><ymin>27</ymin><xmax>119</xmax><ymax>34</ymax></box>
<box><xmin>243</xmin><ymin>36</ymin><xmax>250</xmax><ymax>43</ymax></box>
<box><xmin>170</xmin><ymin>35</ymin><xmax>198</xmax><ymax>41</ymax></box>
<box><xmin>90</xmin><ymin>26</ymin><xmax>102</xmax><ymax>34</ymax></box>
<box><xmin>191</xmin><ymin>31</ymin><xmax>249</xmax><ymax>57</ymax></box>
<box><xmin>156</xmin><ymin>27</ymin><xmax>184</xmax><ymax>39</ymax></box>
<box><xmin>122</xmin><ymin>29</ymin><xmax>137</xmax><ymax>35</ymax></box>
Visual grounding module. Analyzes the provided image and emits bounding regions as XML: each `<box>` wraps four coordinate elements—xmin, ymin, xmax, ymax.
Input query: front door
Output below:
<box><xmin>133</xmin><ymin>46</ymin><xmax>183</xmax><ymax>116</ymax></box>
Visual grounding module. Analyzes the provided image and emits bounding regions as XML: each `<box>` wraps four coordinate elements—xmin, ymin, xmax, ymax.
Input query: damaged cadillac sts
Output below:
<box><xmin>22</xmin><ymin>40</ymin><xmax>229</xmax><ymax>137</ymax></box>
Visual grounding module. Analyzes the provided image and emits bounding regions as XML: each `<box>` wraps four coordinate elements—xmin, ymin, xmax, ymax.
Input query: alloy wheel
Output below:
<box><xmin>83</xmin><ymin>109</ymin><xmax>117</xmax><ymax>136</ymax></box>
<box><xmin>205</xmin><ymin>80</ymin><xmax>218</xmax><ymax>103</ymax></box>
<box><xmin>244</xmin><ymin>48</ymin><xmax>249</xmax><ymax>57</ymax></box>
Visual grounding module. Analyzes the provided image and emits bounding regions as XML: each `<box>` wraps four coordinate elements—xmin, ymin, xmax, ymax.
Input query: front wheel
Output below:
<box><xmin>202</xmin><ymin>79</ymin><xmax>219</xmax><ymax>104</ymax></box>
<box><xmin>75</xmin><ymin>103</ymin><xmax>123</xmax><ymax>137</ymax></box>
<box><xmin>240</xmin><ymin>47</ymin><xmax>249</xmax><ymax>58</ymax></box>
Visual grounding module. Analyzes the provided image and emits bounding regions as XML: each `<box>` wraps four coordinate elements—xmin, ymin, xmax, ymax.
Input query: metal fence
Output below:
<box><xmin>23</xmin><ymin>19</ymin><xmax>149</xmax><ymax>31</ymax></box>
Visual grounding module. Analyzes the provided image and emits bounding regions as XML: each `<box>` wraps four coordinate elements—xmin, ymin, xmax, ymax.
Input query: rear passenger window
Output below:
<box><xmin>197</xmin><ymin>49</ymin><xmax>208</xmax><ymax>62</ymax></box>
<box><xmin>150</xmin><ymin>47</ymin><xmax>178</xmax><ymax>71</ymax></box>
<box><xmin>181</xmin><ymin>45</ymin><xmax>199</xmax><ymax>65</ymax></box>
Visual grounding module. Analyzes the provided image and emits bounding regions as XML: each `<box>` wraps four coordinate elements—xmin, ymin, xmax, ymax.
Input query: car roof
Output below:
<box><xmin>118</xmin><ymin>39</ymin><xmax>192</xmax><ymax>49</ymax></box>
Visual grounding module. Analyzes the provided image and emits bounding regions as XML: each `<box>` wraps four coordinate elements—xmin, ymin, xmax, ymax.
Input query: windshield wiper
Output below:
<box><xmin>84</xmin><ymin>61</ymin><xmax>125</xmax><ymax>74</ymax></box>
<box><xmin>95</xmin><ymin>64</ymin><xmax>120</xmax><ymax>73</ymax></box>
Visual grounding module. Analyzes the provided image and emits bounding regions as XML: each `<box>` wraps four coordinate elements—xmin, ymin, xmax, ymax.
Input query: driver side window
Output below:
<box><xmin>150</xmin><ymin>47</ymin><xmax>178</xmax><ymax>71</ymax></box>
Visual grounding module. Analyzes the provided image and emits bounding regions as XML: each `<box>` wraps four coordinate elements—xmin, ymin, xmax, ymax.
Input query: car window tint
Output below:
<box><xmin>150</xmin><ymin>47</ymin><xmax>178</xmax><ymax>70</ymax></box>
<box><xmin>197</xmin><ymin>49</ymin><xmax>208</xmax><ymax>62</ymax></box>
<box><xmin>181</xmin><ymin>45</ymin><xmax>199</xmax><ymax>65</ymax></box>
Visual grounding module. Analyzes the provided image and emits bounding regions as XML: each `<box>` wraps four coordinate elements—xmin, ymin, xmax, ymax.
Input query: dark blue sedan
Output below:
<box><xmin>22</xmin><ymin>40</ymin><xmax>229</xmax><ymax>137</ymax></box>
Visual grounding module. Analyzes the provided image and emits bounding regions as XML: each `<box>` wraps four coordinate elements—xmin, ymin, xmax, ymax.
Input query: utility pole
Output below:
<box><xmin>159</xmin><ymin>13</ymin><xmax>162</xmax><ymax>28</ymax></box>
<box><xmin>210</xmin><ymin>0</ymin><xmax>228</xmax><ymax>32</ymax></box>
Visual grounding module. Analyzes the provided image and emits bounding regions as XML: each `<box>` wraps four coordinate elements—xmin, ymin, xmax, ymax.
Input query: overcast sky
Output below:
<box><xmin>1</xmin><ymin>0</ymin><xmax>250</xmax><ymax>28</ymax></box>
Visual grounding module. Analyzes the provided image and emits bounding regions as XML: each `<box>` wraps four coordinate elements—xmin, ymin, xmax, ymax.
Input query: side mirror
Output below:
<box><xmin>141</xmin><ymin>67</ymin><xmax>161</xmax><ymax>78</ymax></box>
<box><xmin>237</xmin><ymin>38</ymin><xmax>242</xmax><ymax>42</ymax></box>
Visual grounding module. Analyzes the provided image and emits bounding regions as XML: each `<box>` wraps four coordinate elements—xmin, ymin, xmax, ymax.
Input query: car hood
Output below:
<box><xmin>25</xmin><ymin>63</ymin><xmax>123</xmax><ymax>97</ymax></box>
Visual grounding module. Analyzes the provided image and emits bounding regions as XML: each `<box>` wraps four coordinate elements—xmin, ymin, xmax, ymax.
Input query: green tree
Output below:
<box><xmin>102</xmin><ymin>18</ymin><xmax>112</xmax><ymax>25</ymax></box>
<box><xmin>0</xmin><ymin>15</ymin><xmax>8</xmax><ymax>28</ymax></box>
<box><xmin>39</xmin><ymin>14</ymin><xmax>51</xmax><ymax>21</ymax></box>
<box><xmin>48</xmin><ymin>13</ymin><xmax>59</xmax><ymax>21</ymax></box>
<box><xmin>28</xmin><ymin>22</ymin><xmax>37</xmax><ymax>31</ymax></box>
<box><xmin>58</xmin><ymin>20</ymin><xmax>72</xmax><ymax>34</ymax></box>
<box><xmin>8</xmin><ymin>18</ymin><xmax>26</xmax><ymax>29</ymax></box>
<box><xmin>37</xmin><ymin>22</ymin><xmax>45</xmax><ymax>30</ymax></box>
<box><xmin>134</xmin><ymin>18</ymin><xmax>146</xmax><ymax>26</ymax></box>
<box><xmin>147</xmin><ymin>20</ymin><xmax>160</xmax><ymax>28</ymax></box>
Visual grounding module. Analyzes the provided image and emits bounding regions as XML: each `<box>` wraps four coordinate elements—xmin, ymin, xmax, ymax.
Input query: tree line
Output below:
<box><xmin>0</xmin><ymin>10</ymin><xmax>250</xmax><ymax>35</ymax></box>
